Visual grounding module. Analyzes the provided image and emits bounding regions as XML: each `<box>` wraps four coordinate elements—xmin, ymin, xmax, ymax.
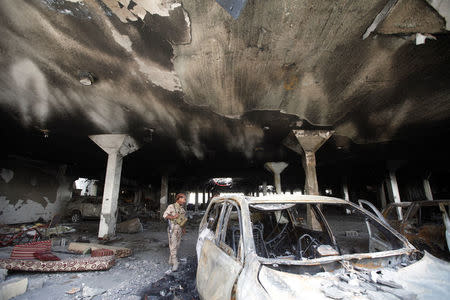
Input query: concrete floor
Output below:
<box><xmin>0</xmin><ymin>217</ymin><xmax>201</xmax><ymax>300</ymax></box>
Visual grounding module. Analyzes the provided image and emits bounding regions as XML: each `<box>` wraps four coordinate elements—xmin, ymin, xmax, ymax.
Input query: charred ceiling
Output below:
<box><xmin>0</xmin><ymin>0</ymin><xmax>449</xmax><ymax>185</ymax></box>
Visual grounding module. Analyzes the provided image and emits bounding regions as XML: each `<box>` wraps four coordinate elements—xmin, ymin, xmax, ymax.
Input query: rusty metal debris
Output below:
<box><xmin>380</xmin><ymin>200</ymin><xmax>450</xmax><ymax>260</ymax></box>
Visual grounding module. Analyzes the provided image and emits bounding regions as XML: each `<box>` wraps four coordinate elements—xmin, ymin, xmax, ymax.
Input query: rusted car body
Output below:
<box><xmin>196</xmin><ymin>195</ymin><xmax>450</xmax><ymax>300</ymax></box>
<box><xmin>380</xmin><ymin>200</ymin><xmax>450</xmax><ymax>260</ymax></box>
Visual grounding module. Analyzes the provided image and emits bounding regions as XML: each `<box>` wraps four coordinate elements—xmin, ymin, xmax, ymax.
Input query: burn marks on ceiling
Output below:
<box><xmin>175</xmin><ymin>0</ymin><xmax>450</xmax><ymax>145</ymax></box>
<box><xmin>0</xmin><ymin>0</ymin><xmax>192</xmax><ymax>136</ymax></box>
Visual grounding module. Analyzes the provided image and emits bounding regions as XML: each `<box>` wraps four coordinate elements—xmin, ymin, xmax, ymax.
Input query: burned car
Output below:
<box><xmin>66</xmin><ymin>195</ymin><xmax>137</xmax><ymax>223</ymax></box>
<box><xmin>360</xmin><ymin>199</ymin><xmax>450</xmax><ymax>260</ymax></box>
<box><xmin>196</xmin><ymin>195</ymin><xmax>450</xmax><ymax>300</ymax></box>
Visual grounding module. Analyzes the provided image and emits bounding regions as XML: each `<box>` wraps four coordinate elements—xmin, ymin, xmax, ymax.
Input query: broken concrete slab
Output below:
<box><xmin>116</xmin><ymin>218</ymin><xmax>143</xmax><ymax>234</ymax></box>
<box><xmin>68</xmin><ymin>242</ymin><xmax>132</xmax><ymax>258</ymax></box>
<box><xmin>0</xmin><ymin>278</ymin><xmax>28</xmax><ymax>300</ymax></box>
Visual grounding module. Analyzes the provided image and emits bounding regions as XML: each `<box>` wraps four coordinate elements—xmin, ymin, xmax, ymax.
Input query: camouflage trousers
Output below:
<box><xmin>168</xmin><ymin>224</ymin><xmax>182</xmax><ymax>265</ymax></box>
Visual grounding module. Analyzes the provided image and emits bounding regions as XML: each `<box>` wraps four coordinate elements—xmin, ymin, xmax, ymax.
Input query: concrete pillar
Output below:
<box><xmin>387</xmin><ymin>170</ymin><xmax>403</xmax><ymax>221</ymax></box>
<box><xmin>89</xmin><ymin>134</ymin><xmax>139</xmax><ymax>239</ymax></box>
<box><xmin>342</xmin><ymin>176</ymin><xmax>351</xmax><ymax>214</ymax></box>
<box><xmin>264</xmin><ymin>162</ymin><xmax>288</xmax><ymax>194</ymax></box>
<box><xmin>160</xmin><ymin>175</ymin><xmax>168</xmax><ymax>218</ymax></box>
<box><xmin>203</xmin><ymin>189</ymin><xmax>206</xmax><ymax>205</ymax></box>
<box><xmin>378</xmin><ymin>181</ymin><xmax>387</xmax><ymax>209</ymax></box>
<box><xmin>262</xmin><ymin>181</ymin><xmax>267</xmax><ymax>196</ymax></box>
<box><xmin>133</xmin><ymin>189</ymin><xmax>140</xmax><ymax>205</ymax></box>
<box><xmin>290</xmin><ymin>129</ymin><xmax>333</xmax><ymax>230</ymax></box>
<box><xmin>423</xmin><ymin>175</ymin><xmax>433</xmax><ymax>200</ymax></box>
<box><xmin>195</xmin><ymin>188</ymin><xmax>199</xmax><ymax>212</ymax></box>
<box><xmin>88</xmin><ymin>180</ymin><xmax>98</xmax><ymax>196</ymax></box>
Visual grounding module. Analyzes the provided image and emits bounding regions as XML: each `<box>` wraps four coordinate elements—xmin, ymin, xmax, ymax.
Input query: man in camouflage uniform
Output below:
<box><xmin>163</xmin><ymin>193</ymin><xmax>187</xmax><ymax>271</ymax></box>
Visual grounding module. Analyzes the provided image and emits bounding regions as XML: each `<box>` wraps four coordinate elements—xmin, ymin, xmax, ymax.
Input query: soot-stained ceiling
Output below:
<box><xmin>0</xmin><ymin>0</ymin><xmax>449</xmax><ymax>185</ymax></box>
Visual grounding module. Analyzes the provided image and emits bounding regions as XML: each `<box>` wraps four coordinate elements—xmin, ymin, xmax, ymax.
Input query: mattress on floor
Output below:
<box><xmin>0</xmin><ymin>255</ymin><xmax>115</xmax><ymax>272</ymax></box>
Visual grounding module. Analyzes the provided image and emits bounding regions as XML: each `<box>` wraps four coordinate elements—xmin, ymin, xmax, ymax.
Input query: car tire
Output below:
<box><xmin>71</xmin><ymin>211</ymin><xmax>81</xmax><ymax>223</ymax></box>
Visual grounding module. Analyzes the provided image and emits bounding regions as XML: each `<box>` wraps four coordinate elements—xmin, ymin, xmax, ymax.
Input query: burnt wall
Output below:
<box><xmin>0</xmin><ymin>157</ymin><xmax>73</xmax><ymax>224</ymax></box>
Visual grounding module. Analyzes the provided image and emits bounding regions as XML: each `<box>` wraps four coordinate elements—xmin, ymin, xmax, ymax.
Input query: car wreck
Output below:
<box><xmin>66</xmin><ymin>195</ymin><xmax>138</xmax><ymax>223</ymax></box>
<box><xmin>359</xmin><ymin>199</ymin><xmax>450</xmax><ymax>261</ymax></box>
<box><xmin>196</xmin><ymin>195</ymin><xmax>450</xmax><ymax>300</ymax></box>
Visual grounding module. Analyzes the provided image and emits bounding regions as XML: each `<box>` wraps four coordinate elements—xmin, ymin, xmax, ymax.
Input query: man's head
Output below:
<box><xmin>175</xmin><ymin>193</ymin><xmax>187</xmax><ymax>205</ymax></box>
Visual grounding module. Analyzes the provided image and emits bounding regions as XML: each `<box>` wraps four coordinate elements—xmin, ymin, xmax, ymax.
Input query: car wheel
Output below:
<box><xmin>71</xmin><ymin>211</ymin><xmax>81</xmax><ymax>223</ymax></box>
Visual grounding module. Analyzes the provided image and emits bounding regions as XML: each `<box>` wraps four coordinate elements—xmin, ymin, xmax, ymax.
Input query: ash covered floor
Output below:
<box><xmin>0</xmin><ymin>217</ymin><xmax>201</xmax><ymax>300</ymax></box>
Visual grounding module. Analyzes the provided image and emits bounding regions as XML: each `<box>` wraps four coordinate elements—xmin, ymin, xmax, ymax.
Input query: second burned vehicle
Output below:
<box><xmin>66</xmin><ymin>195</ymin><xmax>137</xmax><ymax>223</ymax></box>
<box><xmin>360</xmin><ymin>199</ymin><xmax>450</xmax><ymax>260</ymax></box>
<box><xmin>196</xmin><ymin>195</ymin><xmax>450</xmax><ymax>300</ymax></box>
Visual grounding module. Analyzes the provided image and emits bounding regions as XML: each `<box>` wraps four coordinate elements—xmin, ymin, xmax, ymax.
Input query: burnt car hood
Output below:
<box><xmin>257</xmin><ymin>252</ymin><xmax>450</xmax><ymax>300</ymax></box>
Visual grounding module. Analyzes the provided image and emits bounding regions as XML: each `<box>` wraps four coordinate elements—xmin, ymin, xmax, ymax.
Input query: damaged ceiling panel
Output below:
<box><xmin>0</xmin><ymin>0</ymin><xmax>449</xmax><ymax>180</ymax></box>
<box><xmin>375</xmin><ymin>0</ymin><xmax>446</xmax><ymax>34</ymax></box>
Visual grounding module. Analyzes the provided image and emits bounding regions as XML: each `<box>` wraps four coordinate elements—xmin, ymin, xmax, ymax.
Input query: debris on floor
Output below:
<box><xmin>0</xmin><ymin>220</ymin><xmax>198</xmax><ymax>299</ymax></box>
<box><xmin>0</xmin><ymin>225</ymin><xmax>43</xmax><ymax>247</ymax></box>
<box><xmin>116</xmin><ymin>218</ymin><xmax>144</xmax><ymax>234</ymax></box>
<box><xmin>0</xmin><ymin>223</ymin><xmax>76</xmax><ymax>247</ymax></box>
<box><xmin>141</xmin><ymin>256</ymin><xmax>199</xmax><ymax>300</ymax></box>
<box><xmin>65</xmin><ymin>287</ymin><xmax>80</xmax><ymax>294</ymax></box>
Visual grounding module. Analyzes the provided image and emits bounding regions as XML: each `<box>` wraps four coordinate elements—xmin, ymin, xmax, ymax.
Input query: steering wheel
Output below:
<box><xmin>298</xmin><ymin>234</ymin><xmax>321</xmax><ymax>259</ymax></box>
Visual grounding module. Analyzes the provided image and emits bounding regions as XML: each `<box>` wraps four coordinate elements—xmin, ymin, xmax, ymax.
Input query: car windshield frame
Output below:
<box><xmin>246</xmin><ymin>197</ymin><xmax>414</xmax><ymax>266</ymax></box>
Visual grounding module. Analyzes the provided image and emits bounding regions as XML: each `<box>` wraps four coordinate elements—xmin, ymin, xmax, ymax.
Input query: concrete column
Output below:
<box><xmin>378</xmin><ymin>181</ymin><xmax>387</xmax><ymax>209</ymax></box>
<box><xmin>160</xmin><ymin>175</ymin><xmax>168</xmax><ymax>218</ymax></box>
<box><xmin>423</xmin><ymin>176</ymin><xmax>433</xmax><ymax>200</ymax></box>
<box><xmin>89</xmin><ymin>134</ymin><xmax>139</xmax><ymax>239</ymax></box>
<box><xmin>262</xmin><ymin>181</ymin><xmax>267</xmax><ymax>196</ymax></box>
<box><xmin>302</xmin><ymin>151</ymin><xmax>319</xmax><ymax>194</ymax></box>
<box><xmin>387</xmin><ymin>170</ymin><xmax>403</xmax><ymax>221</ymax></box>
<box><xmin>287</xmin><ymin>129</ymin><xmax>333</xmax><ymax>230</ymax></box>
<box><xmin>195</xmin><ymin>188</ymin><xmax>199</xmax><ymax>212</ymax></box>
<box><xmin>342</xmin><ymin>176</ymin><xmax>351</xmax><ymax>214</ymax></box>
<box><xmin>264</xmin><ymin>162</ymin><xmax>288</xmax><ymax>194</ymax></box>
<box><xmin>203</xmin><ymin>189</ymin><xmax>206</xmax><ymax>205</ymax></box>
<box><xmin>88</xmin><ymin>180</ymin><xmax>98</xmax><ymax>196</ymax></box>
<box><xmin>133</xmin><ymin>189</ymin><xmax>140</xmax><ymax>205</ymax></box>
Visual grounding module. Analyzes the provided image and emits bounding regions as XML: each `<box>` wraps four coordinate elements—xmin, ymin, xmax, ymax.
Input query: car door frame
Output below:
<box><xmin>196</xmin><ymin>199</ymin><xmax>245</xmax><ymax>300</ymax></box>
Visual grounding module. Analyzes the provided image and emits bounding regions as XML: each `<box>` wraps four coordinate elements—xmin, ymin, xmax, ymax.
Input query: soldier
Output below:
<box><xmin>163</xmin><ymin>193</ymin><xmax>187</xmax><ymax>271</ymax></box>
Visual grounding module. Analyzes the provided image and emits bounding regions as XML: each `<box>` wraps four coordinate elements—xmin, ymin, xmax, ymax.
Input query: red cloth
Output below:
<box><xmin>91</xmin><ymin>249</ymin><xmax>114</xmax><ymax>257</ymax></box>
<box><xmin>34</xmin><ymin>252</ymin><xmax>60</xmax><ymax>261</ymax></box>
<box><xmin>10</xmin><ymin>240</ymin><xmax>52</xmax><ymax>260</ymax></box>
